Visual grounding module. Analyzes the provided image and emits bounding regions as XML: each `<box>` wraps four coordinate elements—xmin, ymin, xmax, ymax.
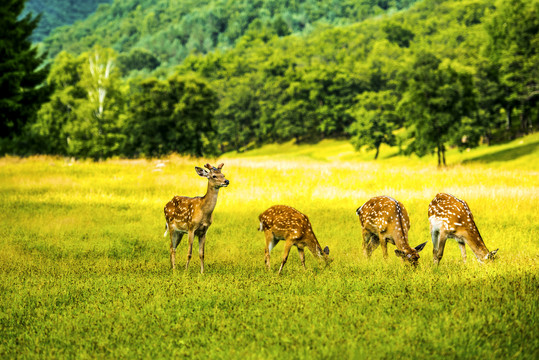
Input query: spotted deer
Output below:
<box><xmin>164</xmin><ymin>163</ymin><xmax>229</xmax><ymax>273</ymax></box>
<box><xmin>356</xmin><ymin>196</ymin><xmax>426</xmax><ymax>266</ymax></box>
<box><xmin>428</xmin><ymin>193</ymin><xmax>498</xmax><ymax>264</ymax></box>
<box><xmin>258</xmin><ymin>205</ymin><xmax>331</xmax><ymax>275</ymax></box>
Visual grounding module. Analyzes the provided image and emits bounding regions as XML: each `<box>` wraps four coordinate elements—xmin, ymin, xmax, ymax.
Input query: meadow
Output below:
<box><xmin>0</xmin><ymin>134</ymin><xmax>538</xmax><ymax>359</ymax></box>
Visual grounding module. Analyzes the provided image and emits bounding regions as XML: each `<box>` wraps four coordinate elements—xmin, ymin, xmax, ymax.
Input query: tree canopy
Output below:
<box><xmin>0</xmin><ymin>0</ymin><xmax>51</xmax><ymax>154</ymax></box>
<box><xmin>2</xmin><ymin>0</ymin><xmax>538</xmax><ymax>163</ymax></box>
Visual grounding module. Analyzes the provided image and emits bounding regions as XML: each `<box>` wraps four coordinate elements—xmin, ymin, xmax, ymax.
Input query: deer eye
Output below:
<box><xmin>212</xmin><ymin>175</ymin><xmax>217</xmax><ymax>179</ymax></box>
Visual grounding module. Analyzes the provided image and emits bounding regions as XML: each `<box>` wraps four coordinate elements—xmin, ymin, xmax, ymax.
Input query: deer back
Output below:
<box><xmin>259</xmin><ymin>205</ymin><xmax>327</xmax><ymax>255</ymax></box>
<box><xmin>428</xmin><ymin>193</ymin><xmax>489</xmax><ymax>253</ymax></box>
<box><xmin>259</xmin><ymin>205</ymin><xmax>311</xmax><ymax>239</ymax></box>
<box><xmin>165</xmin><ymin>196</ymin><xmax>206</xmax><ymax>232</ymax></box>
<box><xmin>357</xmin><ymin>196</ymin><xmax>411</xmax><ymax>246</ymax></box>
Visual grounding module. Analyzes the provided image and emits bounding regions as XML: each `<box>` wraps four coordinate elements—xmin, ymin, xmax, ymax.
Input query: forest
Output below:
<box><xmin>2</xmin><ymin>0</ymin><xmax>538</xmax><ymax>164</ymax></box>
<box><xmin>23</xmin><ymin>0</ymin><xmax>112</xmax><ymax>42</ymax></box>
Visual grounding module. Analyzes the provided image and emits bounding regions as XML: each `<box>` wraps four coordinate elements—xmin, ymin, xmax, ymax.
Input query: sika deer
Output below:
<box><xmin>356</xmin><ymin>196</ymin><xmax>426</xmax><ymax>266</ymax></box>
<box><xmin>164</xmin><ymin>163</ymin><xmax>229</xmax><ymax>273</ymax></box>
<box><xmin>258</xmin><ymin>205</ymin><xmax>330</xmax><ymax>274</ymax></box>
<box><xmin>428</xmin><ymin>193</ymin><xmax>498</xmax><ymax>264</ymax></box>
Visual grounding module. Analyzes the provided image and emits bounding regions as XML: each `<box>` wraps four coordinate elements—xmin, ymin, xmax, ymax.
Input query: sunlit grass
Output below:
<box><xmin>225</xmin><ymin>132</ymin><xmax>539</xmax><ymax>170</ymax></box>
<box><xmin>0</xmin><ymin>135</ymin><xmax>538</xmax><ymax>359</ymax></box>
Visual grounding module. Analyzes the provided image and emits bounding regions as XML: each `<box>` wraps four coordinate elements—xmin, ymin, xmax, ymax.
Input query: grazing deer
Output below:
<box><xmin>164</xmin><ymin>163</ymin><xmax>229</xmax><ymax>273</ymax></box>
<box><xmin>428</xmin><ymin>193</ymin><xmax>498</xmax><ymax>264</ymax></box>
<box><xmin>258</xmin><ymin>205</ymin><xmax>331</xmax><ymax>275</ymax></box>
<box><xmin>356</xmin><ymin>196</ymin><xmax>426</xmax><ymax>266</ymax></box>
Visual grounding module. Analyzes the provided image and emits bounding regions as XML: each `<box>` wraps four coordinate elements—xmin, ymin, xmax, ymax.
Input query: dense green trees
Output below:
<box><xmin>349</xmin><ymin>91</ymin><xmax>400</xmax><ymax>160</ymax></box>
<box><xmin>126</xmin><ymin>74</ymin><xmax>218</xmax><ymax>157</ymax></box>
<box><xmin>0</xmin><ymin>0</ymin><xmax>51</xmax><ymax>154</ymax></box>
<box><xmin>399</xmin><ymin>53</ymin><xmax>475</xmax><ymax>166</ymax></box>
<box><xmin>484</xmin><ymin>0</ymin><xmax>539</xmax><ymax>134</ymax></box>
<box><xmin>2</xmin><ymin>0</ymin><xmax>537</xmax><ymax>162</ymax></box>
<box><xmin>42</xmin><ymin>0</ymin><xmax>422</xmax><ymax>76</ymax></box>
<box><xmin>24</xmin><ymin>0</ymin><xmax>111</xmax><ymax>42</ymax></box>
<box><xmin>33</xmin><ymin>48</ymin><xmax>219</xmax><ymax>159</ymax></box>
<box><xmin>32</xmin><ymin>47</ymin><xmax>125</xmax><ymax>159</ymax></box>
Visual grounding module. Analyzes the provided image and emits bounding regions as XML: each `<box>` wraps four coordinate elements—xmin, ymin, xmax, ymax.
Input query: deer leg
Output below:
<box><xmin>458</xmin><ymin>241</ymin><xmax>467</xmax><ymax>264</ymax></box>
<box><xmin>455</xmin><ymin>228</ymin><xmax>488</xmax><ymax>263</ymax></box>
<box><xmin>169</xmin><ymin>231</ymin><xmax>183</xmax><ymax>270</ymax></box>
<box><xmin>277</xmin><ymin>240</ymin><xmax>294</xmax><ymax>275</ymax></box>
<box><xmin>186</xmin><ymin>230</ymin><xmax>195</xmax><ymax>271</ymax></box>
<box><xmin>379</xmin><ymin>234</ymin><xmax>389</xmax><ymax>259</ymax></box>
<box><xmin>365</xmin><ymin>235</ymin><xmax>380</xmax><ymax>258</ymax></box>
<box><xmin>264</xmin><ymin>231</ymin><xmax>276</xmax><ymax>270</ymax></box>
<box><xmin>433</xmin><ymin>230</ymin><xmax>449</xmax><ymax>265</ymax></box>
<box><xmin>298</xmin><ymin>246</ymin><xmax>306</xmax><ymax>269</ymax></box>
<box><xmin>363</xmin><ymin>231</ymin><xmax>379</xmax><ymax>258</ymax></box>
<box><xmin>198</xmin><ymin>233</ymin><xmax>206</xmax><ymax>274</ymax></box>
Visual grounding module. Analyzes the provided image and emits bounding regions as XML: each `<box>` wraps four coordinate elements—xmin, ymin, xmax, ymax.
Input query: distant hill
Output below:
<box><xmin>223</xmin><ymin>132</ymin><xmax>539</xmax><ymax>170</ymax></box>
<box><xmin>42</xmin><ymin>0</ymin><xmax>420</xmax><ymax>67</ymax></box>
<box><xmin>24</xmin><ymin>0</ymin><xmax>111</xmax><ymax>42</ymax></box>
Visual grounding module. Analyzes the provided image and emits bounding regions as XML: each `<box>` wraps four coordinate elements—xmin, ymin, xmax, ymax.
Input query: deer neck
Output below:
<box><xmin>200</xmin><ymin>182</ymin><xmax>220</xmax><ymax>216</ymax></box>
<box><xmin>391</xmin><ymin>228</ymin><xmax>413</xmax><ymax>253</ymax></box>
<box><xmin>469</xmin><ymin>232</ymin><xmax>490</xmax><ymax>260</ymax></box>
<box><xmin>306</xmin><ymin>236</ymin><xmax>327</xmax><ymax>260</ymax></box>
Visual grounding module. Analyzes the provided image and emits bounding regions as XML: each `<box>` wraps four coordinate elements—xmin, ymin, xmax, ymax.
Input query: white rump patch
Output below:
<box><xmin>268</xmin><ymin>239</ymin><xmax>277</xmax><ymax>253</ymax></box>
<box><xmin>429</xmin><ymin>215</ymin><xmax>442</xmax><ymax>231</ymax></box>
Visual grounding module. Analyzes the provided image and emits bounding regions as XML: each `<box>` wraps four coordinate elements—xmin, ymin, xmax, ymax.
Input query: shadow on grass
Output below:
<box><xmin>462</xmin><ymin>140</ymin><xmax>539</xmax><ymax>165</ymax></box>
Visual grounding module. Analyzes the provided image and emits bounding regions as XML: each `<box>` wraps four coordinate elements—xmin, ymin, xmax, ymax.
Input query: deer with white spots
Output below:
<box><xmin>164</xmin><ymin>163</ymin><xmax>229</xmax><ymax>273</ymax></box>
<box><xmin>428</xmin><ymin>193</ymin><xmax>498</xmax><ymax>264</ymax></box>
<box><xmin>258</xmin><ymin>205</ymin><xmax>331</xmax><ymax>275</ymax></box>
<box><xmin>356</xmin><ymin>196</ymin><xmax>426</xmax><ymax>266</ymax></box>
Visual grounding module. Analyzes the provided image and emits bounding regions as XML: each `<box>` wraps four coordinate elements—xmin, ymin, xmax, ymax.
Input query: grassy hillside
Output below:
<box><xmin>224</xmin><ymin>132</ymin><xmax>539</xmax><ymax>170</ymax></box>
<box><xmin>0</xmin><ymin>135</ymin><xmax>537</xmax><ymax>358</ymax></box>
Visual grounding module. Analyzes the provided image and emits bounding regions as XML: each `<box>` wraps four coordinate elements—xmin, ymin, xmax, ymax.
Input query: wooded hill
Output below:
<box><xmin>42</xmin><ymin>0</ymin><xmax>420</xmax><ymax>69</ymax></box>
<box><xmin>6</xmin><ymin>0</ymin><xmax>538</xmax><ymax>164</ymax></box>
<box><xmin>24</xmin><ymin>0</ymin><xmax>111</xmax><ymax>42</ymax></box>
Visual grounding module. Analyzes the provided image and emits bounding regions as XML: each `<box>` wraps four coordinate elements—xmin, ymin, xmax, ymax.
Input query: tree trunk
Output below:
<box><xmin>520</xmin><ymin>102</ymin><xmax>528</xmax><ymax>134</ymax></box>
<box><xmin>442</xmin><ymin>144</ymin><xmax>446</xmax><ymax>166</ymax></box>
<box><xmin>437</xmin><ymin>143</ymin><xmax>446</xmax><ymax>167</ymax></box>
<box><xmin>505</xmin><ymin>106</ymin><xmax>512</xmax><ymax>130</ymax></box>
<box><xmin>374</xmin><ymin>145</ymin><xmax>380</xmax><ymax>160</ymax></box>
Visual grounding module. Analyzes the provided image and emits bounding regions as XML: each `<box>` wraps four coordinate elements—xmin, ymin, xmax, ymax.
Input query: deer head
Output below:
<box><xmin>395</xmin><ymin>242</ymin><xmax>427</xmax><ymax>267</ymax></box>
<box><xmin>195</xmin><ymin>163</ymin><xmax>229</xmax><ymax>189</ymax></box>
<box><xmin>485</xmin><ymin>249</ymin><xmax>498</xmax><ymax>261</ymax></box>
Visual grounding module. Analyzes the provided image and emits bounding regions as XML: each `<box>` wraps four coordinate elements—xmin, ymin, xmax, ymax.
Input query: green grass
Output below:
<box><xmin>1</xmin><ymin>135</ymin><xmax>538</xmax><ymax>359</ymax></box>
<box><xmin>225</xmin><ymin>132</ymin><xmax>539</xmax><ymax>170</ymax></box>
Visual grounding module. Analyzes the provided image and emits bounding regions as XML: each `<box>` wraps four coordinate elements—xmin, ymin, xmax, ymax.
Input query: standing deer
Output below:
<box><xmin>164</xmin><ymin>163</ymin><xmax>229</xmax><ymax>273</ymax></box>
<box><xmin>258</xmin><ymin>205</ymin><xmax>331</xmax><ymax>275</ymax></box>
<box><xmin>428</xmin><ymin>193</ymin><xmax>498</xmax><ymax>264</ymax></box>
<box><xmin>356</xmin><ymin>196</ymin><xmax>426</xmax><ymax>266</ymax></box>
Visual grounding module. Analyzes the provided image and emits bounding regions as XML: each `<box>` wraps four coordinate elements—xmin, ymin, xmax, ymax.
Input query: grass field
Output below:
<box><xmin>1</xmin><ymin>135</ymin><xmax>538</xmax><ymax>359</ymax></box>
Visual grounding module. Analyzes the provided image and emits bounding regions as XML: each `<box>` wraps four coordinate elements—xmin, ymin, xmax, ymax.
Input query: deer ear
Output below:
<box><xmin>488</xmin><ymin>249</ymin><xmax>498</xmax><ymax>258</ymax></box>
<box><xmin>323</xmin><ymin>246</ymin><xmax>330</xmax><ymax>255</ymax></box>
<box><xmin>415</xmin><ymin>242</ymin><xmax>427</xmax><ymax>252</ymax></box>
<box><xmin>217</xmin><ymin>163</ymin><xmax>224</xmax><ymax>170</ymax></box>
<box><xmin>195</xmin><ymin>167</ymin><xmax>209</xmax><ymax>178</ymax></box>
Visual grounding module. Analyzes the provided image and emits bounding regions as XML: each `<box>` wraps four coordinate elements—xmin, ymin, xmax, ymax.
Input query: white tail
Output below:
<box><xmin>258</xmin><ymin>205</ymin><xmax>331</xmax><ymax>275</ymax></box>
<box><xmin>356</xmin><ymin>196</ymin><xmax>426</xmax><ymax>266</ymax></box>
<box><xmin>164</xmin><ymin>163</ymin><xmax>229</xmax><ymax>273</ymax></box>
<box><xmin>428</xmin><ymin>193</ymin><xmax>498</xmax><ymax>264</ymax></box>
